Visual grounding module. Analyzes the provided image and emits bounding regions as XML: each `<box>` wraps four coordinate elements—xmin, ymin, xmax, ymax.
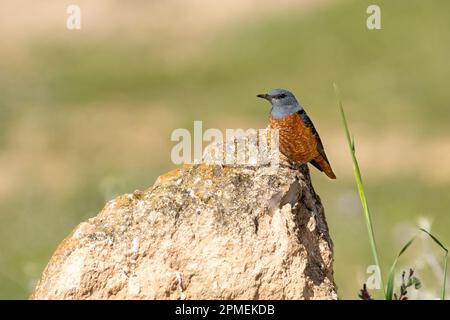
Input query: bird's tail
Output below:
<box><xmin>311</xmin><ymin>156</ymin><xmax>336</xmax><ymax>179</ymax></box>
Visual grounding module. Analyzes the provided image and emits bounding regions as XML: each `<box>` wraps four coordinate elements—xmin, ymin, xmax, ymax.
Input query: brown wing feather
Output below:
<box><xmin>296</xmin><ymin>110</ymin><xmax>331</xmax><ymax>165</ymax></box>
<box><xmin>310</xmin><ymin>159</ymin><xmax>324</xmax><ymax>172</ymax></box>
<box><xmin>296</xmin><ymin>110</ymin><xmax>336</xmax><ymax>179</ymax></box>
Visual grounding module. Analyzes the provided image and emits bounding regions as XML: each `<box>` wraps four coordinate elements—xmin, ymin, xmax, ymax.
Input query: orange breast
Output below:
<box><xmin>269</xmin><ymin>112</ymin><xmax>318</xmax><ymax>163</ymax></box>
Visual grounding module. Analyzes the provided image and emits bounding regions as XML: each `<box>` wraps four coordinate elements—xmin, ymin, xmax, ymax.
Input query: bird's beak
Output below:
<box><xmin>256</xmin><ymin>93</ymin><xmax>271</xmax><ymax>101</ymax></box>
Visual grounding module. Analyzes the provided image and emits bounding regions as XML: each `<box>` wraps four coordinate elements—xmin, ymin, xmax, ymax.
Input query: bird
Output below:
<box><xmin>257</xmin><ymin>89</ymin><xmax>336</xmax><ymax>179</ymax></box>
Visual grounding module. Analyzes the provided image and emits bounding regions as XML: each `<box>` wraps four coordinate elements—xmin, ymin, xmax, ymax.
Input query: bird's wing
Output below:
<box><xmin>296</xmin><ymin>109</ymin><xmax>330</xmax><ymax>165</ymax></box>
<box><xmin>310</xmin><ymin>159</ymin><xmax>324</xmax><ymax>172</ymax></box>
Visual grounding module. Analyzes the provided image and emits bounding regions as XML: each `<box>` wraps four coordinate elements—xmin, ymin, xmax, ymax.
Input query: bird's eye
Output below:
<box><xmin>278</xmin><ymin>94</ymin><xmax>286</xmax><ymax>99</ymax></box>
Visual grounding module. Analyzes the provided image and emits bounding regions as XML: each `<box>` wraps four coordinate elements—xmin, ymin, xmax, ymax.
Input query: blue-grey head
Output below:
<box><xmin>256</xmin><ymin>89</ymin><xmax>303</xmax><ymax>119</ymax></box>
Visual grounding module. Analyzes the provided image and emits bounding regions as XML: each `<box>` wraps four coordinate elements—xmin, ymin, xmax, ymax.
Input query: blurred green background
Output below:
<box><xmin>1</xmin><ymin>0</ymin><xmax>449</xmax><ymax>299</ymax></box>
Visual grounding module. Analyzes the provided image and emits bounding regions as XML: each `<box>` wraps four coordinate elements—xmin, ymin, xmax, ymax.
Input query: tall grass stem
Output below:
<box><xmin>334</xmin><ymin>83</ymin><xmax>386</xmax><ymax>297</ymax></box>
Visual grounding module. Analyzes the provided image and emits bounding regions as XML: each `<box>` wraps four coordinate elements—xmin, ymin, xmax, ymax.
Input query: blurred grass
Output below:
<box><xmin>4</xmin><ymin>1</ymin><xmax>450</xmax><ymax>130</ymax></box>
<box><xmin>1</xmin><ymin>0</ymin><xmax>450</xmax><ymax>298</ymax></box>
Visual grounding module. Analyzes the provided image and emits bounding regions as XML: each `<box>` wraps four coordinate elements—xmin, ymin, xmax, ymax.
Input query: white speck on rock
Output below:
<box><xmin>175</xmin><ymin>271</ymin><xmax>186</xmax><ymax>300</ymax></box>
<box><xmin>72</xmin><ymin>222</ymin><xmax>91</xmax><ymax>239</ymax></box>
<box><xmin>73</xmin><ymin>229</ymin><xmax>83</xmax><ymax>240</ymax></box>
<box><xmin>148</xmin><ymin>211</ymin><xmax>158</xmax><ymax>222</ymax></box>
<box><xmin>307</xmin><ymin>214</ymin><xmax>316</xmax><ymax>232</ymax></box>
<box><xmin>107</xmin><ymin>200</ymin><xmax>116</xmax><ymax>210</ymax></box>
<box><xmin>100</xmin><ymin>248</ymin><xmax>109</xmax><ymax>257</ymax></box>
<box><xmin>132</xmin><ymin>237</ymin><xmax>139</xmax><ymax>254</ymax></box>
<box><xmin>204</xmin><ymin>180</ymin><xmax>212</xmax><ymax>187</ymax></box>
<box><xmin>137</xmin><ymin>200</ymin><xmax>146</xmax><ymax>211</ymax></box>
<box><xmin>54</xmin><ymin>249</ymin><xmax>85</xmax><ymax>292</ymax></box>
<box><xmin>187</xmin><ymin>188</ymin><xmax>195</xmax><ymax>198</ymax></box>
<box><xmin>127</xmin><ymin>276</ymin><xmax>141</xmax><ymax>295</ymax></box>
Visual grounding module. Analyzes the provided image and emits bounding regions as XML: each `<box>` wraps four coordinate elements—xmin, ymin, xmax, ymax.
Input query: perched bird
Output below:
<box><xmin>257</xmin><ymin>89</ymin><xmax>336</xmax><ymax>179</ymax></box>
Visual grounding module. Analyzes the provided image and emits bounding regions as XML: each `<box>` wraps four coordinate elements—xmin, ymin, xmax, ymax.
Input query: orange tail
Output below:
<box><xmin>310</xmin><ymin>156</ymin><xmax>336</xmax><ymax>179</ymax></box>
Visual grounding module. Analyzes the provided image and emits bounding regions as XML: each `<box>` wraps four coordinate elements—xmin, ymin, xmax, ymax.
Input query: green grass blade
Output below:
<box><xmin>334</xmin><ymin>83</ymin><xmax>385</xmax><ymax>297</ymax></box>
<box><xmin>419</xmin><ymin>228</ymin><xmax>448</xmax><ymax>252</ymax></box>
<box><xmin>419</xmin><ymin>228</ymin><xmax>448</xmax><ymax>300</ymax></box>
<box><xmin>386</xmin><ymin>237</ymin><xmax>416</xmax><ymax>300</ymax></box>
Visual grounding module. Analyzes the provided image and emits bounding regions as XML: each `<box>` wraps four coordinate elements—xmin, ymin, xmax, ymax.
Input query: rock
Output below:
<box><xmin>31</xmin><ymin>161</ymin><xmax>337</xmax><ymax>299</ymax></box>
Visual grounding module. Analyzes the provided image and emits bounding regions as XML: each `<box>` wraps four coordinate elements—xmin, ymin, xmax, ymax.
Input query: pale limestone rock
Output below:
<box><xmin>31</xmin><ymin>162</ymin><xmax>336</xmax><ymax>299</ymax></box>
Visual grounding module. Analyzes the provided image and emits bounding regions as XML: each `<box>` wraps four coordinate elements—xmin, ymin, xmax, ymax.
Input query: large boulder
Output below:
<box><xmin>31</xmin><ymin>161</ymin><xmax>336</xmax><ymax>299</ymax></box>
